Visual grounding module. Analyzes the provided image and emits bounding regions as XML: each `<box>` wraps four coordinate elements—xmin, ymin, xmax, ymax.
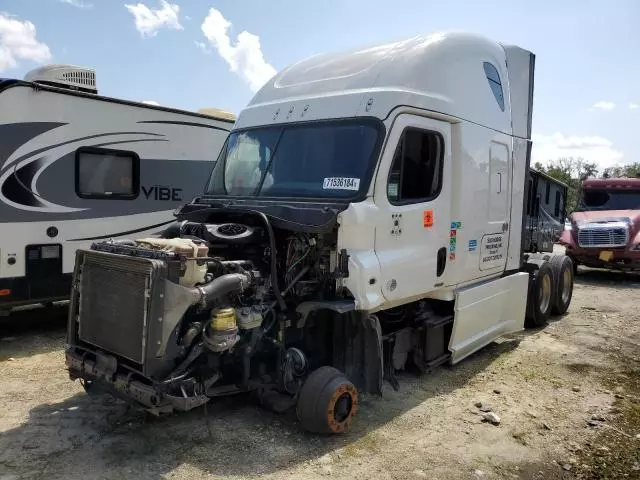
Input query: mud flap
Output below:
<box><xmin>332</xmin><ymin>312</ymin><xmax>383</xmax><ymax>395</ymax></box>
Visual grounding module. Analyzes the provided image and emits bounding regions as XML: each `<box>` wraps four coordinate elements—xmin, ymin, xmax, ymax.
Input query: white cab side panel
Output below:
<box><xmin>443</xmin><ymin>121</ymin><xmax>513</xmax><ymax>287</ymax></box>
<box><xmin>372</xmin><ymin>114</ymin><xmax>452</xmax><ymax>304</ymax></box>
<box><xmin>336</xmin><ymin>199</ymin><xmax>385</xmax><ymax>312</ymax></box>
<box><xmin>449</xmin><ymin>271</ymin><xmax>528</xmax><ymax>363</ymax></box>
<box><xmin>500</xmin><ymin>44</ymin><xmax>535</xmax><ymax>140</ymax></box>
<box><xmin>506</xmin><ymin>137</ymin><xmax>530</xmax><ymax>270</ymax></box>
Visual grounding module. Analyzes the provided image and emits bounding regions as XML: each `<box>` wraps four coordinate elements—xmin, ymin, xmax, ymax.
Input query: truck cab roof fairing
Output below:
<box><xmin>234</xmin><ymin>31</ymin><xmax>521</xmax><ymax>138</ymax></box>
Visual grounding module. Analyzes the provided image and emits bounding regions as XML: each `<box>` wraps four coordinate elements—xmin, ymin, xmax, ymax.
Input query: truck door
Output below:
<box><xmin>373</xmin><ymin>114</ymin><xmax>451</xmax><ymax>302</ymax></box>
<box><xmin>479</xmin><ymin>140</ymin><xmax>511</xmax><ymax>272</ymax></box>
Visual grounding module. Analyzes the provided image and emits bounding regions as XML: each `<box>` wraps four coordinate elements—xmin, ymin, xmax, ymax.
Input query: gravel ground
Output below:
<box><xmin>0</xmin><ymin>265</ymin><xmax>639</xmax><ymax>480</ymax></box>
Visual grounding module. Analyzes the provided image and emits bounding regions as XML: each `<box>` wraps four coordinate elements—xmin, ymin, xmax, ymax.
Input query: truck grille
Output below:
<box><xmin>577</xmin><ymin>224</ymin><xmax>629</xmax><ymax>248</ymax></box>
<box><xmin>77</xmin><ymin>252</ymin><xmax>157</xmax><ymax>364</ymax></box>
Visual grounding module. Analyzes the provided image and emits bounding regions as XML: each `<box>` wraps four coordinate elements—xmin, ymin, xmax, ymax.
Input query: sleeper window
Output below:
<box><xmin>483</xmin><ymin>62</ymin><xmax>505</xmax><ymax>111</ymax></box>
<box><xmin>77</xmin><ymin>149</ymin><xmax>138</xmax><ymax>199</ymax></box>
<box><xmin>387</xmin><ymin>128</ymin><xmax>443</xmax><ymax>204</ymax></box>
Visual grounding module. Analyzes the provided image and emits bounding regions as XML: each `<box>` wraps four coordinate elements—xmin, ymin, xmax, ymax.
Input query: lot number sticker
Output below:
<box><xmin>323</xmin><ymin>177</ymin><xmax>360</xmax><ymax>191</ymax></box>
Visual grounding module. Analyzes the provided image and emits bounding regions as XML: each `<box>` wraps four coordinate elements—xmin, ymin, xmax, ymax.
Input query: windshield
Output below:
<box><xmin>578</xmin><ymin>190</ymin><xmax>640</xmax><ymax>211</ymax></box>
<box><xmin>204</xmin><ymin>120</ymin><xmax>382</xmax><ymax>199</ymax></box>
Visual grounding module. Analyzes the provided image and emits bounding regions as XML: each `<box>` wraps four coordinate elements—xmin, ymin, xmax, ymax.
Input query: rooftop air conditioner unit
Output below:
<box><xmin>24</xmin><ymin>64</ymin><xmax>98</xmax><ymax>94</ymax></box>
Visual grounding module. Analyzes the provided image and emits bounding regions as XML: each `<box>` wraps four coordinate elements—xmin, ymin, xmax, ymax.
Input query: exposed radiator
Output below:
<box><xmin>76</xmin><ymin>251</ymin><xmax>165</xmax><ymax>365</ymax></box>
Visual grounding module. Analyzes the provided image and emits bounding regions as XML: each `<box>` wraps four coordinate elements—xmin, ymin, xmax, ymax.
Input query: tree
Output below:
<box><xmin>602</xmin><ymin>162</ymin><xmax>640</xmax><ymax>179</ymax></box>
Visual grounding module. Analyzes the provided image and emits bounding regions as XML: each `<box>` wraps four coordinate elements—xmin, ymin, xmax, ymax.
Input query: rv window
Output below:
<box><xmin>76</xmin><ymin>148</ymin><xmax>138</xmax><ymax>199</ymax></box>
<box><xmin>554</xmin><ymin>191</ymin><xmax>560</xmax><ymax>217</ymax></box>
<box><xmin>545</xmin><ymin>182</ymin><xmax>550</xmax><ymax>204</ymax></box>
<box><xmin>526</xmin><ymin>178</ymin><xmax>533</xmax><ymax>215</ymax></box>
<box><xmin>387</xmin><ymin>128</ymin><xmax>443</xmax><ymax>204</ymax></box>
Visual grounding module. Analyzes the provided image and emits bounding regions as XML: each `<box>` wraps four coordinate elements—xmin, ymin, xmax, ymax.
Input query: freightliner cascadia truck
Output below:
<box><xmin>63</xmin><ymin>31</ymin><xmax>575</xmax><ymax>434</ymax></box>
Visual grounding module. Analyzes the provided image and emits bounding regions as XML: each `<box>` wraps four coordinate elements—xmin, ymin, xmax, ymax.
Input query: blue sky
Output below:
<box><xmin>1</xmin><ymin>0</ymin><xmax>638</xmax><ymax>171</ymax></box>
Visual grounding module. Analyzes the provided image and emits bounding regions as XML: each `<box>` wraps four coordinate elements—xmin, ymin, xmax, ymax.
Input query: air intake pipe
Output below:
<box><xmin>189</xmin><ymin>272</ymin><xmax>251</xmax><ymax>308</ymax></box>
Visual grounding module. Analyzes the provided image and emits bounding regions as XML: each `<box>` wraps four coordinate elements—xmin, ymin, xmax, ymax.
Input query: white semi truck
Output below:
<box><xmin>65</xmin><ymin>31</ymin><xmax>575</xmax><ymax>434</ymax></box>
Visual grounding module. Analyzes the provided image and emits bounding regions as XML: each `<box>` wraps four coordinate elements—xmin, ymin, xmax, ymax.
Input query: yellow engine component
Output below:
<box><xmin>210</xmin><ymin>307</ymin><xmax>237</xmax><ymax>332</ymax></box>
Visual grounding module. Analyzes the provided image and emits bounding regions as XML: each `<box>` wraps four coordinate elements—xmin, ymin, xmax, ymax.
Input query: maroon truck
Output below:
<box><xmin>560</xmin><ymin>177</ymin><xmax>640</xmax><ymax>272</ymax></box>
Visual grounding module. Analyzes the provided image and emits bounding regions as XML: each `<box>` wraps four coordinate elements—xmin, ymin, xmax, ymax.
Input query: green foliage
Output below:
<box><xmin>602</xmin><ymin>162</ymin><xmax>640</xmax><ymax>179</ymax></box>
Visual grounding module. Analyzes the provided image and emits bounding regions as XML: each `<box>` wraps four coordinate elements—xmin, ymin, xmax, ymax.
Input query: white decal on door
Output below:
<box><xmin>479</xmin><ymin>233</ymin><xmax>505</xmax><ymax>270</ymax></box>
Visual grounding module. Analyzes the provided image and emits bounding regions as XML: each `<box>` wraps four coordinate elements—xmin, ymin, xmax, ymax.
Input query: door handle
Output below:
<box><xmin>436</xmin><ymin>246</ymin><xmax>446</xmax><ymax>277</ymax></box>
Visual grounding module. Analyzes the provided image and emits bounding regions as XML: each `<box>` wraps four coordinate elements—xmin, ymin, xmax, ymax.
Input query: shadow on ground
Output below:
<box><xmin>0</xmin><ymin>304</ymin><xmax>68</xmax><ymax>360</ymax></box>
<box><xmin>0</xmin><ymin>336</ymin><xmax>526</xmax><ymax>479</ymax></box>
<box><xmin>574</xmin><ymin>266</ymin><xmax>640</xmax><ymax>289</ymax></box>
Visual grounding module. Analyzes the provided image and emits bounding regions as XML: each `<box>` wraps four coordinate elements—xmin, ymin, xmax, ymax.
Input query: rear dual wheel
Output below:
<box><xmin>296</xmin><ymin>366</ymin><xmax>358</xmax><ymax>434</ymax></box>
<box><xmin>549</xmin><ymin>254</ymin><xmax>574</xmax><ymax>315</ymax></box>
<box><xmin>525</xmin><ymin>254</ymin><xmax>574</xmax><ymax>328</ymax></box>
<box><xmin>525</xmin><ymin>261</ymin><xmax>554</xmax><ymax>328</ymax></box>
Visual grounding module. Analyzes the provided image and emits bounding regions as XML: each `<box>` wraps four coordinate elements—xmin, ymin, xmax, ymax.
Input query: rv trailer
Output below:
<box><xmin>524</xmin><ymin>168</ymin><xmax>568</xmax><ymax>250</ymax></box>
<box><xmin>0</xmin><ymin>64</ymin><xmax>234</xmax><ymax>312</ymax></box>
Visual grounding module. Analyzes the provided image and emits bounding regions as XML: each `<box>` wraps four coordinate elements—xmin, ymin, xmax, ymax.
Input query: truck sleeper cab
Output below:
<box><xmin>65</xmin><ymin>31</ymin><xmax>574</xmax><ymax>434</ymax></box>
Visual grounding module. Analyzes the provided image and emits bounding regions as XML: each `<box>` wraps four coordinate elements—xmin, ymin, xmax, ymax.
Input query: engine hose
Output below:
<box><xmin>193</xmin><ymin>272</ymin><xmax>251</xmax><ymax>307</ymax></box>
<box><xmin>249</xmin><ymin>210</ymin><xmax>286</xmax><ymax>311</ymax></box>
<box><xmin>262</xmin><ymin>266</ymin><xmax>311</xmax><ymax>333</ymax></box>
<box><xmin>156</xmin><ymin>221</ymin><xmax>184</xmax><ymax>239</ymax></box>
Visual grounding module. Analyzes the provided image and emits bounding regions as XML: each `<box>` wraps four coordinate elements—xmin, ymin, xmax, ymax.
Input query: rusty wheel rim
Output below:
<box><xmin>326</xmin><ymin>383</ymin><xmax>358</xmax><ymax>433</ymax></box>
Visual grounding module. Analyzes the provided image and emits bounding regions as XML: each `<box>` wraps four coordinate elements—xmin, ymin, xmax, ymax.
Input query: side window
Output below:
<box><xmin>76</xmin><ymin>147</ymin><xmax>139</xmax><ymax>199</ymax></box>
<box><xmin>545</xmin><ymin>182</ymin><xmax>550</xmax><ymax>204</ymax></box>
<box><xmin>387</xmin><ymin>128</ymin><xmax>443</xmax><ymax>204</ymax></box>
<box><xmin>554</xmin><ymin>191</ymin><xmax>562</xmax><ymax>217</ymax></box>
<box><xmin>483</xmin><ymin>62</ymin><xmax>505</xmax><ymax>111</ymax></box>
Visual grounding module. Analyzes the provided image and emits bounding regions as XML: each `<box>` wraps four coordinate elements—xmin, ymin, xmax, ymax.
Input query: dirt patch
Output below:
<box><xmin>1</xmin><ymin>267</ymin><xmax>639</xmax><ymax>480</ymax></box>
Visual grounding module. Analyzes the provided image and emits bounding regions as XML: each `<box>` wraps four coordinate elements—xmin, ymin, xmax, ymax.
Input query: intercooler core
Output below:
<box><xmin>76</xmin><ymin>251</ymin><xmax>166</xmax><ymax>366</ymax></box>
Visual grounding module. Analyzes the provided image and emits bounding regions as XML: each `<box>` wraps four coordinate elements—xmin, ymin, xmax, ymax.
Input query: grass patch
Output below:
<box><xmin>342</xmin><ymin>431</ymin><xmax>381</xmax><ymax>457</ymax></box>
<box><xmin>573</xmin><ymin>364</ymin><xmax>640</xmax><ymax>479</ymax></box>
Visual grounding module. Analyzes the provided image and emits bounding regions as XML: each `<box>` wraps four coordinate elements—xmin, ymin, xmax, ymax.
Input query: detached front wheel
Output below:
<box><xmin>296</xmin><ymin>366</ymin><xmax>358</xmax><ymax>434</ymax></box>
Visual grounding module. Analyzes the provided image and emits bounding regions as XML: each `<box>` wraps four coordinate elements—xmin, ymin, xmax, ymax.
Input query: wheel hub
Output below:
<box><xmin>539</xmin><ymin>272</ymin><xmax>551</xmax><ymax>313</ymax></box>
<box><xmin>326</xmin><ymin>384</ymin><xmax>358</xmax><ymax>433</ymax></box>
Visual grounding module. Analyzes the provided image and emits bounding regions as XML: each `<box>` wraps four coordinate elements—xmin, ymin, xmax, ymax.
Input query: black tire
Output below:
<box><xmin>525</xmin><ymin>261</ymin><xmax>554</xmax><ymax>328</ymax></box>
<box><xmin>549</xmin><ymin>254</ymin><xmax>574</xmax><ymax>315</ymax></box>
<box><xmin>296</xmin><ymin>366</ymin><xmax>359</xmax><ymax>434</ymax></box>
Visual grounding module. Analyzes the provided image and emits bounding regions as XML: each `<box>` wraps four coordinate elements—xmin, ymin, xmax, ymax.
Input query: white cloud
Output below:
<box><xmin>141</xmin><ymin>100</ymin><xmax>160</xmax><ymax>105</ymax></box>
<box><xmin>532</xmin><ymin>133</ymin><xmax>624</xmax><ymax>170</ymax></box>
<box><xmin>124</xmin><ymin>0</ymin><xmax>182</xmax><ymax>38</ymax></box>
<box><xmin>201</xmin><ymin>8</ymin><xmax>276</xmax><ymax>92</ymax></box>
<box><xmin>59</xmin><ymin>0</ymin><xmax>93</xmax><ymax>9</ymax></box>
<box><xmin>194</xmin><ymin>41</ymin><xmax>210</xmax><ymax>55</ymax></box>
<box><xmin>589</xmin><ymin>101</ymin><xmax>615</xmax><ymax>111</ymax></box>
<box><xmin>630</xmin><ymin>103</ymin><xmax>639</xmax><ymax>110</ymax></box>
<box><xmin>0</xmin><ymin>13</ymin><xmax>51</xmax><ymax>72</ymax></box>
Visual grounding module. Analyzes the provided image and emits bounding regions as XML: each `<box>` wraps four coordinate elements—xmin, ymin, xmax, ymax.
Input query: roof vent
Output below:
<box><xmin>24</xmin><ymin>64</ymin><xmax>97</xmax><ymax>94</ymax></box>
